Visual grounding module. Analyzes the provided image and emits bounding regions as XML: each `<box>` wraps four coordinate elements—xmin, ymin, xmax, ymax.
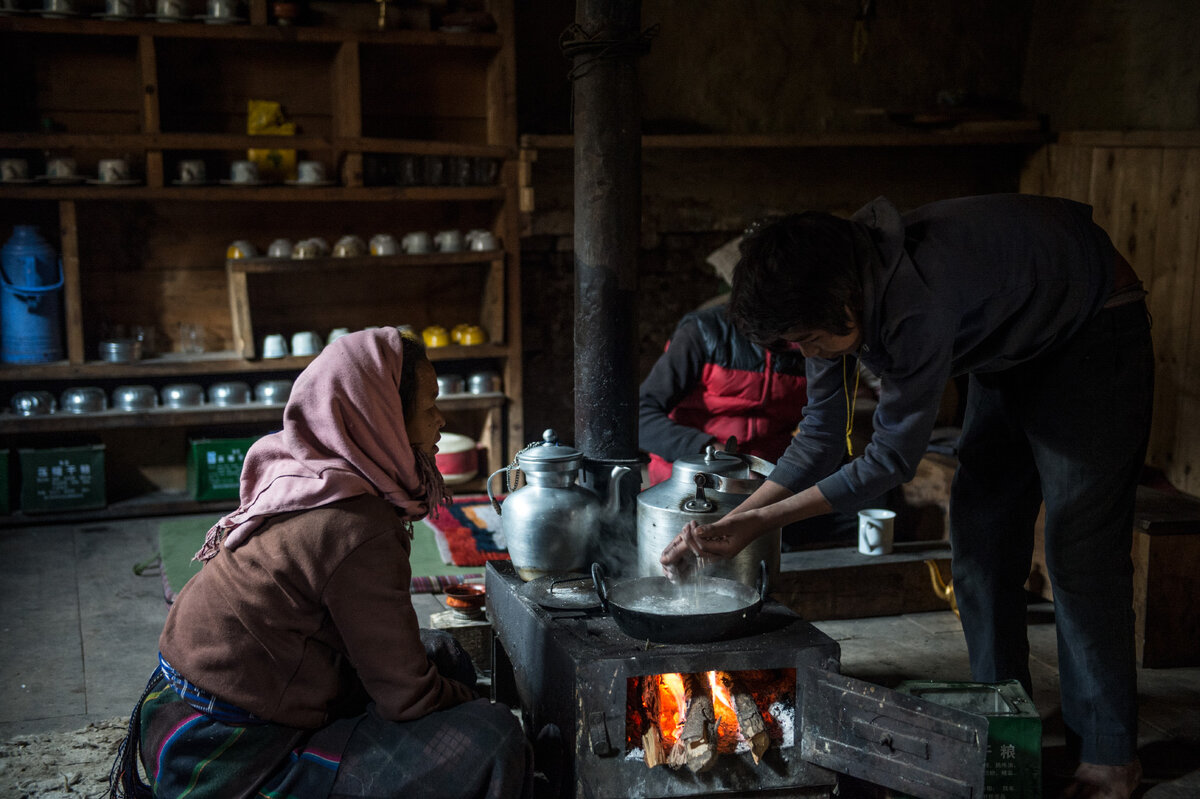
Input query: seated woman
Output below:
<box><xmin>110</xmin><ymin>327</ymin><xmax>531</xmax><ymax>799</ymax></box>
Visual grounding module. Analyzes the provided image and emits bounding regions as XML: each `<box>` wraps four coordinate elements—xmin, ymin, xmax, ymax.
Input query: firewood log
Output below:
<box><xmin>642</xmin><ymin>726</ymin><xmax>665</xmax><ymax>768</ymax></box>
<box><xmin>680</xmin><ymin>673</ymin><xmax>718</xmax><ymax>773</ymax></box>
<box><xmin>733</xmin><ymin>690</ymin><xmax>770</xmax><ymax>764</ymax></box>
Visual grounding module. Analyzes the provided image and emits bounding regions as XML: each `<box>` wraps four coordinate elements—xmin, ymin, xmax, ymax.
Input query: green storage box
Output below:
<box><xmin>896</xmin><ymin>679</ymin><xmax>1041</xmax><ymax>799</ymax></box>
<box><xmin>18</xmin><ymin>445</ymin><xmax>107</xmax><ymax>513</ymax></box>
<box><xmin>187</xmin><ymin>437</ymin><xmax>259</xmax><ymax>501</ymax></box>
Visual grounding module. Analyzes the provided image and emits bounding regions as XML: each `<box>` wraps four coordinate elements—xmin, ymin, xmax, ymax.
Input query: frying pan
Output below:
<box><xmin>590</xmin><ymin>561</ymin><xmax>767</xmax><ymax>644</ymax></box>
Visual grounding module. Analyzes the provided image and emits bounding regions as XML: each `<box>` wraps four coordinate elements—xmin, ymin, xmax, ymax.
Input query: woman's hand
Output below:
<box><xmin>659</xmin><ymin>516</ymin><xmax>762</xmax><ymax>580</ymax></box>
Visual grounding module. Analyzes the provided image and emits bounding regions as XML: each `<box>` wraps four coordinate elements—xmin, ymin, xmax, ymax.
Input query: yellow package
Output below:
<box><xmin>247</xmin><ymin>99</ymin><xmax>296</xmax><ymax>182</ymax></box>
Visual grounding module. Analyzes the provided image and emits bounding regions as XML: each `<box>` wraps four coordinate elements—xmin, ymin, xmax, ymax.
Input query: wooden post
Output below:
<box><xmin>332</xmin><ymin>42</ymin><xmax>363</xmax><ymax>187</ymax></box>
<box><xmin>137</xmin><ymin>35</ymin><xmax>164</xmax><ymax>188</ymax></box>
<box><xmin>58</xmin><ymin>200</ymin><xmax>84</xmax><ymax>364</ymax></box>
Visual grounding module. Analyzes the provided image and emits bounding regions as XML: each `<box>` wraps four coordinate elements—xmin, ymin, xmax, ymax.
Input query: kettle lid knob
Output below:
<box><xmin>541</xmin><ymin>429</ymin><xmax>559</xmax><ymax>445</ymax></box>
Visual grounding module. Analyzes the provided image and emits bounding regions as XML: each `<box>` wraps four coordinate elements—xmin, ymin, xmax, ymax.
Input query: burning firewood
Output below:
<box><xmin>642</xmin><ymin>725</ymin><xmax>666</xmax><ymax>768</ymax></box>
<box><xmin>732</xmin><ymin>689</ymin><xmax>770</xmax><ymax>764</ymax></box>
<box><xmin>679</xmin><ymin>673</ymin><xmax>718</xmax><ymax>773</ymax></box>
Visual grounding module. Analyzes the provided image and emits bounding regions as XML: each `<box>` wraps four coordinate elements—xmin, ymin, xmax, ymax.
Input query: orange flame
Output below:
<box><xmin>656</xmin><ymin>672</ymin><xmax>687</xmax><ymax>746</ymax></box>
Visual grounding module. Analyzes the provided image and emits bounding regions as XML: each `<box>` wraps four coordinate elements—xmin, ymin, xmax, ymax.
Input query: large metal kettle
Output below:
<box><xmin>489</xmin><ymin>429</ymin><xmax>631</xmax><ymax>582</ymax></box>
<box><xmin>636</xmin><ymin>444</ymin><xmax>781</xmax><ymax>588</ymax></box>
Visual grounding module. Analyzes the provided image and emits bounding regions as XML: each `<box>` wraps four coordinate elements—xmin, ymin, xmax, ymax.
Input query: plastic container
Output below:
<box><xmin>1</xmin><ymin>225</ymin><xmax>64</xmax><ymax>363</ymax></box>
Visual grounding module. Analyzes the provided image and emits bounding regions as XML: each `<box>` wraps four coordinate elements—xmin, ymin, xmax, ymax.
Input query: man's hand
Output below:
<box><xmin>659</xmin><ymin>516</ymin><xmax>762</xmax><ymax>580</ymax></box>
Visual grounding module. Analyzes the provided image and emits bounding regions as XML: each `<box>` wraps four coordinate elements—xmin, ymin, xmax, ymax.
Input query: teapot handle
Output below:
<box><xmin>486</xmin><ymin>467</ymin><xmax>508</xmax><ymax>515</ymax></box>
<box><xmin>590</xmin><ymin>562</ymin><xmax>610</xmax><ymax>613</ymax></box>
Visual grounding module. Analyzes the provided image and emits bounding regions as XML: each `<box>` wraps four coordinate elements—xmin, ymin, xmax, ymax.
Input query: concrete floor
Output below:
<box><xmin>2</xmin><ymin>514</ymin><xmax>1199</xmax><ymax>796</ymax></box>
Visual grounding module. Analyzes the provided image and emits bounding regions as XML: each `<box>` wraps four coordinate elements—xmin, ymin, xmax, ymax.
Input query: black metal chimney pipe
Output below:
<box><xmin>569</xmin><ymin>0</ymin><xmax>646</xmax><ymax>550</ymax></box>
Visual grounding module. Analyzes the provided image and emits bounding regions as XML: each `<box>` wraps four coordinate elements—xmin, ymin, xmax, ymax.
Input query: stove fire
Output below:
<box><xmin>626</xmin><ymin>668</ymin><xmax>796</xmax><ymax>773</ymax></box>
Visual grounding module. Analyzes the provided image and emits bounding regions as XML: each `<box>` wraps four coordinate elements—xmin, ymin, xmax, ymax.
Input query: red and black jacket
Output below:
<box><xmin>638</xmin><ymin>304</ymin><xmax>808</xmax><ymax>486</ymax></box>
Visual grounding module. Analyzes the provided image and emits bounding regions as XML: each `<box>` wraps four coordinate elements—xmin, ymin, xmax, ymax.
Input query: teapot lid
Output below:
<box><xmin>515</xmin><ymin>429</ymin><xmax>583</xmax><ymax>472</ymax></box>
<box><xmin>670</xmin><ymin>446</ymin><xmax>751</xmax><ymax>483</ymax></box>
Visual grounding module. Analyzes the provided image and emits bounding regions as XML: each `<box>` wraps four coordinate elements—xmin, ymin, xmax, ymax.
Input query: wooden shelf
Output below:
<box><xmin>0</xmin><ymin>489</ymin><xmax>237</xmax><ymax>528</ymax></box>
<box><xmin>0</xmin><ymin>133</ymin><xmax>511</xmax><ymax>158</ymax></box>
<box><xmin>0</xmin><ymin>185</ymin><xmax>506</xmax><ymax>202</ymax></box>
<box><xmin>0</xmin><ymin>15</ymin><xmax>503</xmax><ymax>48</ymax></box>
<box><xmin>520</xmin><ymin>130</ymin><xmax>1048</xmax><ymax>150</ymax></box>
<box><xmin>227</xmin><ymin>249</ymin><xmax>502</xmax><ymax>274</ymax></box>
<box><xmin>0</xmin><ymin>392</ymin><xmax>504</xmax><ymax>434</ymax></box>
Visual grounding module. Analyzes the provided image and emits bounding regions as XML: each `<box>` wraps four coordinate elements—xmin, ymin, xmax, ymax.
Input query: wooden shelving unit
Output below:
<box><xmin>0</xmin><ymin>0</ymin><xmax>523</xmax><ymax>519</ymax></box>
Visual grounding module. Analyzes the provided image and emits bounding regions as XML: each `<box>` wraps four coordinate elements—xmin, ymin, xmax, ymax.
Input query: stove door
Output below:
<box><xmin>800</xmin><ymin>668</ymin><xmax>987</xmax><ymax>799</ymax></box>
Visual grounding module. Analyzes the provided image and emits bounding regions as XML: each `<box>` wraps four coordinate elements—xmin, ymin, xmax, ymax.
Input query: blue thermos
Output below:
<box><xmin>1</xmin><ymin>225</ymin><xmax>65</xmax><ymax>364</ymax></box>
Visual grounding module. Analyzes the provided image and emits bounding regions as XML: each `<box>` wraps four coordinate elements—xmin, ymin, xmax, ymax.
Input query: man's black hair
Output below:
<box><xmin>728</xmin><ymin>212</ymin><xmax>867</xmax><ymax>349</ymax></box>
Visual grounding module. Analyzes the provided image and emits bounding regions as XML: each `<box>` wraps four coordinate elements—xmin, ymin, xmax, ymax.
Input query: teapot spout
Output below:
<box><xmin>605</xmin><ymin>465</ymin><xmax>633</xmax><ymax>515</ymax></box>
<box><xmin>924</xmin><ymin>559</ymin><xmax>960</xmax><ymax>618</ymax></box>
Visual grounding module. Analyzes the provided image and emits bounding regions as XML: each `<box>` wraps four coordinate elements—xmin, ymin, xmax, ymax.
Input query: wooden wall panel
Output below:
<box><xmin>1023</xmin><ymin>135</ymin><xmax>1200</xmax><ymax>495</ymax></box>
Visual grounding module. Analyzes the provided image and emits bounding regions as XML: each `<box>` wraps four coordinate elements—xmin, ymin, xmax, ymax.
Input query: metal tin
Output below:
<box><xmin>436</xmin><ymin>373</ymin><xmax>465</xmax><ymax>397</ymax></box>
<box><xmin>161</xmin><ymin>383</ymin><xmax>205</xmax><ymax>409</ymax></box>
<box><xmin>113</xmin><ymin>384</ymin><xmax>158</xmax><ymax>411</ymax></box>
<box><xmin>254</xmin><ymin>379</ymin><xmax>292</xmax><ymax>405</ymax></box>
<box><xmin>208</xmin><ymin>381</ymin><xmax>251</xmax><ymax>406</ymax></box>
<box><xmin>467</xmin><ymin>370</ymin><xmax>502</xmax><ymax>394</ymax></box>
<box><xmin>59</xmin><ymin>386</ymin><xmax>107</xmax><ymax>414</ymax></box>
<box><xmin>11</xmin><ymin>390</ymin><xmax>57</xmax><ymax>415</ymax></box>
<box><xmin>98</xmin><ymin>338</ymin><xmax>141</xmax><ymax>363</ymax></box>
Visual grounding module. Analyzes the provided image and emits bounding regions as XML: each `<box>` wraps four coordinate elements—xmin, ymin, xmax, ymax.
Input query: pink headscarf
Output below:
<box><xmin>195</xmin><ymin>327</ymin><xmax>449</xmax><ymax>562</ymax></box>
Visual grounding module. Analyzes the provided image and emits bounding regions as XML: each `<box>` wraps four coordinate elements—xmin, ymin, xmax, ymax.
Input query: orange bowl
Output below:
<box><xmin>444</xmin><ymin>584</ymin><xmax>486</xmax><ymax>610</ymax></box>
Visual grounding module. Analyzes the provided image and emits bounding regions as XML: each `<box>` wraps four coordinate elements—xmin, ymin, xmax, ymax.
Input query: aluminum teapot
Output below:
<box><xmin>636</xmin><ymin>443</ymin><xmax>781</xmax><ymax>588</ymax></box>
<box><xmin>488</xmin><ymin>429</ymin><xmax>631</xmax><ymax>581</ymax></box>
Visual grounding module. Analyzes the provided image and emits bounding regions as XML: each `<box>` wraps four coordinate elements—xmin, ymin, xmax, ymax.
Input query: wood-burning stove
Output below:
<box><xmin>486</xmin><ymin>561</ymin><xmax>992</xmax><ymax>799</ymax></box>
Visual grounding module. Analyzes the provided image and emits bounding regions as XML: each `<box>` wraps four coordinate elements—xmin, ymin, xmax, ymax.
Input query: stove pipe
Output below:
<box><xmin>568</xmin><ymin>0</ymin><xmax>648</xmax><ymax>551</ymax></box>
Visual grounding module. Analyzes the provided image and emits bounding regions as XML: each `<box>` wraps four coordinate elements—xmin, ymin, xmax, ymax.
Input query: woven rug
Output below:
<box><xmin>426</xmin><ymin>494</ymin><xmax>510</xmax><ymax>567</ymax></box>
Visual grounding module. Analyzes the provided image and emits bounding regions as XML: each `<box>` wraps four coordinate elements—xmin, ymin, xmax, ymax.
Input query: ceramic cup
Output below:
<box><xmin>326</xmin><ymin>327</ymin><xmax>351</xmax><ymax>344</ymax></box>
<box><xmin>447</xmin><ymin>156</ymin><xmax>472</xmax><ymax>187</ymax></box>
<box><xmin>296</xmin><ymin>160</ymin><xmax>326</xmax><ymax>184</ymax></box>
<box><xmin>206</xmin><ymin>0</ymin><xmax>233</xmax><ymax>17</ymax></box>
<box><xmin>466</xmin><ymin>229</ymin><xmax>498</xmax><ymax>251</ymax></box>
<box><xmin>369</xmin><ymin>233</ymin><xmax>398</xmax><ymax>256</ymax></box>
<box><xmin>858</xmin><ymin>509</ymin><xmax>896</xmax><ymax>556</ymax></box>
<box><xmin>178</xmin><ymin>159</ymin><xmax>206</xmax><ymax>184</ymax></box>
<box><xmin>42</xmin><ymin>0</ymin><xmax>75</xmax><ymax>14</ymax></box>
<box><xmin>267</xmin><ymin>238</ymin><xmax>292</xmax><ymax>258</ymax></box>
<box><xmin>332</xmin><ymin>235</ymin><xmax>366</xmax><ymax>258</ymax></box>
<box><xmin>291</xmin><ymin>330</ymin><xmax>322</xmax><ymax>356</ymax></box>
<box><xmin>402</xmin><ymin>231</ymin><xmax>432</xmax><ymax>254</ymax></box>
<box><xmin>225</xmin><ymin>240</ymin><xmax>257</xmax><ymax>259</ymax></box>
<box><xmin>104</xmin><ymin>0</ymin><xmax>136</xmax><ymax>16</ymax></box>
<box><xmin>155</xmin><ymin>0</ymin><xmax>185</xmax><ymax>18</ymax></box>
<box><xmin>0</xmin><ymin>158</ymin><xmax>29</xmax><ymax>182</ymax></box>
<box><xmin>46</xmin><ymin>157</ymin><xmax>77</xmax><ymax>179</ymax></box>
<box><xmin>97</xmin><ymin>158</ymin><xmax>131</xmax><ymax>183</ymax></box>
<box><xmin>472</xmin><ymin>156</ymin><xmax>500</xmax><ymax>186</ymax></box>
<box><xmin>422</xmin><ymin>325</ymin><xmax>449</xmax><ymax>348</ymax></box>
<box><xmin>262</xmin><ymin>333</ymin><xmax>288</xmax><ymax>359</ymax></box>
<box><xmin>229</xmin><ymin>160</ymin><xmax>258</xmax><ymax>184</ymax></box>
<box><xmin>434</xmin><ymin>229</ymin><xmax>464</xmax><ymax>253</ymax></box>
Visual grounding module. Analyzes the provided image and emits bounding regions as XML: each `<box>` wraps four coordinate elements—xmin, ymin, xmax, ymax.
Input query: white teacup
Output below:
<box><xmin>858</xmin><ymin>509</ymin><xmax>896</xmax><ymax>556</ymax></box>
<box><xmin>402</xmin><ymin>231</ymin><xmax>432</xmax><ymax>254</ymax></box>
<box><xmin>42</xmin><ymin>0</ymin><xmax>75</xmax><ymax>14</ymax></box>
<box><xmin>296</xmin><ymin>160</ymin><xmax>327</xmax><ymax>184</ymax></box>
<box><xmin>434</xmin><ymin>229</ymin><xmax>464</xmax><ymax>253</ymax></box>
<box><xmin>291</xmin><ymin>330</ymin><xmax>322</xmax><ymax>357</ymax></box>
<box><xmin>262</xmin><ymin>333</ymin><xmax>288</xmax><ymax>359</ymax></box>
<box><xmin>97</xmin><ymin>158</ymin><xmax>131</xmax><ymax>183</ymax></box>
<box><xmin>155</xmin><ymin>0</ymin><xmax>185</xmax><ymax>17</ymax></box>
<box><xmin>46</xmin><ymin>157</ymin><xmax>77</xmax><ymax>179</ymax></box>
<box><xmin>466</xmin><ymin>229</ymin><xmax>498</xmax><ymax>251</ymax></box>
<box><xmin>327</xmin><ymin>327</ymin><xmax>351</xmax><ymax>344</ymax></box>
<box><xmin>206</xmin><ymin>0</ymin><xmax>233</xmax><ymax>17</ymax></box>
<box><xmin>267</xmin><ymin>238</ymin><xmax>293</xmax><ymax>258</ymax></box>
<box><xmin>178</xmin><ymin>159</ymin><xmax>206</xmax><ymax>184</ymax></box>
<box><xmin>369</xmin><ymin>234</ymin><xmax>398</xmax><ymax>256</ymax></box>
<box><xmin>0</xmin><ymin>158</ymin><xmax>30</xmax><ymax>182</ymax></box>
<box><xmin>229</xmin><ymin>160</ymin><xmax>258</xmax><ymax>184</ymax></box>
<box><xmin>104</xmin><ymin>0</ymin><xmax>136</xmax><ymax>15</ymax></box>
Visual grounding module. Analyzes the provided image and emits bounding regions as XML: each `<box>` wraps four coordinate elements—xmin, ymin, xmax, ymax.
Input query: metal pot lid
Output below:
<box><xmin>670</xmin><ymin>446</ymin><xmax>751</xmax><ymax>483</ymax></box>
<box><xmin>518</xmin><ymin>572</ymin><xmax>600</xmax><ymax>610</ymax></box>
<box><xmin>514</xmin><ymin>429</ymin><xmax>582</xmax><ymax>473</ymax></box>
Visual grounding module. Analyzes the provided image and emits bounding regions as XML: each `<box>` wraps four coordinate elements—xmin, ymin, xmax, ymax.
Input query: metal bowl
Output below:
<box><xmin>467</xmin><ymin>370</ymin><xmax>502</xmax><ymax>395</ymax></box>
<box><xmin>113</xmin><ymin>384</ymin><xmax>158</xmax><ymax>412</ymax></box>
<box><xmin>436</xmin><ymin>373</ymin><xmax>465</xmax><ymax>397</ymax></box>
<box><xmin>161</xmin><ymin>383</ymin><xmax>205</xmax><ymax>409</ymax></box>
<box><xmin>60</xmin><ymin>386</ymin><xmax>108</xmax><ymax>414</ymax></box>
<box><xmin>254</xmin><ymin>379</ymin><xmax>293</xmax><ymax>405</ymax></box>
<box><xmin>208</xmin><ymin>381</ymin><xmax>251</xmax><ymax>407</ymax></box>
<box><xmin>98</xmin><ymin>338</ymin><xmax>142</xmax><ymax>363</ymax></box>
<box><xmin>11</xmin><ymin>390</ymin><xmax>57</xmax><ymax>416</ymax></box>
